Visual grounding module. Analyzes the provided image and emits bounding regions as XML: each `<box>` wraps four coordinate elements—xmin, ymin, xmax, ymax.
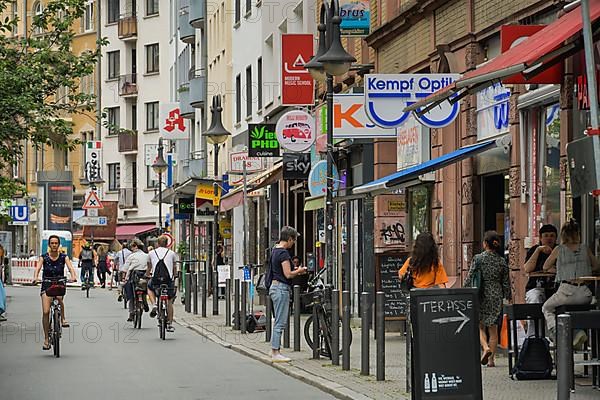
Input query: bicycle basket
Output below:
<box><xmin>46</xmin><ymin>283</ymin><xmax>66</xmax><ymax>297</ymax></box>
<box><xmin>135</xmin><ymin>278</ymin><xmax>148</xmax><ymax>291</ymax></box>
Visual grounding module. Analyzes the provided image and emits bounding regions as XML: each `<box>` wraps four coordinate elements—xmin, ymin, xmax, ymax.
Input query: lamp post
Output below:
<box><xmin>304</xmin><ymin>0</ymin><xmax>355</xmax><ymax>286</ymax></box>
<box><xmin>203</xmin><ymin>94</ymin><xmax>231</xmax><ymax>315</ymax></box>
<box><xmin>152</xmin><ymin>138</ymin><xmax>168</xmax><ymax>234</ymax></box>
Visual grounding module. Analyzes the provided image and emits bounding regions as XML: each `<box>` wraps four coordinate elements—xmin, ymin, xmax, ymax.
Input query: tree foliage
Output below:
<box><xmin>0</xmin><ymin>0</ymin><xmax>107</xmax><ymax>200</ymax></box>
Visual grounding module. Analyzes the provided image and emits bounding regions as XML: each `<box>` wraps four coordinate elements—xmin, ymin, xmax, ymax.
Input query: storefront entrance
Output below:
<box><xmin>481</xmin><ymin>173</ymin><xmax>510</xmax><ymax>255</ymax></box>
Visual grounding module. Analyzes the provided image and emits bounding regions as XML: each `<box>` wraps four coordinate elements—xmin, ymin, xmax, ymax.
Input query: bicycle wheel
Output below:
<box><xmin>160</xmin><ymin>301</ymin><xmax>167</xmax><ymax>340</ymax></box>
<box><xmin>304</xmin><ymin>314</ymin><xmax>330</xmax><ymax>356</ymax></box>
<box><xmin>136</xmin><ymin>296</ymin><xmax>143</xmax><ymax>329</ymax></box>
<box><xmin>53</xmin><ymin>307</ymin><xmax>61</xmax><ymax>358</ymax></box>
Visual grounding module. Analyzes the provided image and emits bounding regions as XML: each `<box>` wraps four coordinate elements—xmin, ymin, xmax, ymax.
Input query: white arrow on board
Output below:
<box><xmin>432</xmin><ymin>310</ymin><xmax>470</xmax><ymax>334</ymax></box>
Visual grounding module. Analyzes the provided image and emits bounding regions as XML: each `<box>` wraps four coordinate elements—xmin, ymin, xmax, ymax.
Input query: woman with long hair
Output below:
<box><xmin>96</xmin><ymin>245</ymin><xmax>109</xmax><ymax>288</ymax></box>
<box><xmin>466</xmin><ymin>231</ymin><xmax>511</xmax><ymax>367</ymax></box>
<box><xmin>398</xmin><ymin>232</ymin><xmax>448</xmax><ymax>289</ymax></box>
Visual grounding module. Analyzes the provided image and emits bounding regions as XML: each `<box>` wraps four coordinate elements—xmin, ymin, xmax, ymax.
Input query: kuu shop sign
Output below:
<box><xmin>276</xmin><ymin>110</ymin><xmax>316</xmax><ymax>153</ymax></box>
<box><xmin>364</xmin><ymin>74</ymin><xmax>461</xmax><ymax>129</ymax></box>
<box><xmin>332</xmin><ymin>94</ymin><xmax>396</xmax><ymax>138</ymax></box>
<box><xmin>248</xmin><ymin>124</ymin><xmax>279</xmax><ymax>157</ymax></box>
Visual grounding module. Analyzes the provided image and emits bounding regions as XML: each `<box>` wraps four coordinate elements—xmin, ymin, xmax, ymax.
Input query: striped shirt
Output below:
<box><xmin>556</xmin><ymin>244</ymin><xmax>592</xmax><ymax>281</ymax></box>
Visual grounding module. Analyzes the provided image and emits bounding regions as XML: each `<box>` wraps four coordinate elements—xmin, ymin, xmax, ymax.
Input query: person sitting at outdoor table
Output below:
<box><xmin>524</xmin><ymin>224</ymin><xmax>558</xmax><ymax>303</ymax></box>
<box><xmin>542</xmin><ymin>219</ymin><xmax>600</xmax><ymax>348</ymax></box>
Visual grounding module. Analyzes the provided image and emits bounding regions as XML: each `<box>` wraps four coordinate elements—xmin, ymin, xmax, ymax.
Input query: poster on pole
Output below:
<box><xmin>85</xmin><ymin>141</ymin><xmax>102</xmax><ymax>182</ymax></box>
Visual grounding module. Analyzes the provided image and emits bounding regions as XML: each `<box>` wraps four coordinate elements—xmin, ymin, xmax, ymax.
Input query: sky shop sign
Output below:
<box><xmin>365</xmin><ymin>74</ymin><xmax>460</xmax><ymax>129</ymax></box>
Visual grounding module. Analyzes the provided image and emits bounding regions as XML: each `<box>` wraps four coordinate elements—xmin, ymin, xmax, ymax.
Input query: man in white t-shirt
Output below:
<box><xmin>147</xmin><ymin>235</ymin><xmax>178</xmax><ymax>332</ymax></box>
<box><xmin>114</xmin><ymin>242</ymin><xmax>132</xmax><ymax>301</ymax></box>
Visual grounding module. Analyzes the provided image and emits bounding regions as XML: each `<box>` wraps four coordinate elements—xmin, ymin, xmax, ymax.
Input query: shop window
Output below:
<box><xmin>408</xmin><ymin>185</ymin><xmax>431</xmax><ymax>242</ymax></box>
<box><xmin>543</xmin><ymin>104</ymin><xmax>561</xmax><ymax>228</ymax></box>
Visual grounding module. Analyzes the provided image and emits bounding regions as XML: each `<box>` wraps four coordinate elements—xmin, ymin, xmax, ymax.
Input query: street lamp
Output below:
<box><xmin>203</xmin><ymin>94</ymin><xmax>231</xmax><ymax>315</ymax></box>
<box><xmin>152</xmin><ymin>137</ymin><xmax>168</xmax><ymax>234</ymax></box>
<box><xmin>305</xmin><ymin>0</ymin><xmax>355</xmax><ymax>287</ymax></box>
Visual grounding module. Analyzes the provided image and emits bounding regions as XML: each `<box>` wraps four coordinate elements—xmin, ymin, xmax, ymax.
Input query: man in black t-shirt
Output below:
<box><xmin>523</xmin><ymin>224</ymin><xmax>557</xmax><ymax>334</ymax></box>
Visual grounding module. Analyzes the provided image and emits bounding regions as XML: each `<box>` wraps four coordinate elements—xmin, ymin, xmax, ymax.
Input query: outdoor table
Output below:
<box><xmin>579</xmin><ymin>276</ymin><xmax>600</xmax><ymax>304</ymax></box>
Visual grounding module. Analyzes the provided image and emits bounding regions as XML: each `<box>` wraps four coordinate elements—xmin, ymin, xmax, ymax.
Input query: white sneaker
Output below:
<box><xmin>573</xmin><ymin>330</ymin><xmax>588</xmax><ymax>350</ymax></box>
<box><xmin>271</xmin><ymin>353</ymin><xmax>291</xmax><ymax>363</ymax></box>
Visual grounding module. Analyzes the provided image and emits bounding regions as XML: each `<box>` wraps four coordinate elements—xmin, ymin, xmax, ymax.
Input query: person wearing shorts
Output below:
<box><xmin>146</xmin><ymin>235</ymin><xmax>178</xmax><ymax>332</ymax></box>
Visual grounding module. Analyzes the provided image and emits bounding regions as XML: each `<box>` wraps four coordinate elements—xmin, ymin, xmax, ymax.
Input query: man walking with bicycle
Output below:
<box><xmin>32</xmin><ymin>235</ymin><xmax>77</xmax><ymax>351</ymax></box>
<box><xmin>268</xmin><ymin>226</ymin><xmax>307</xmax><ymax>362</ymax></box>
<box><xmin>147</xmin><ymin>235</ymin><xmax>178</xmax><ymax>332</ymax></box>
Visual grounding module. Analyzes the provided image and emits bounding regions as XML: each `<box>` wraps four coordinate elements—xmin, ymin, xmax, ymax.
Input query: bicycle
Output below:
<box><xmin>42</xmin><ymin>277</ymin><xmax>67</xmax><ymax>358</ymax></box>
<box><xmin>132</xmin><ymin>275</ymin><xmax>148</xmax><ymax>329</ymax></box>
<box><xmin>81</xmin><ymin>265</ymin><xmax>93</xmax><ymax>298</ymax></box>
<box><xmin>303</xmin><ymin>268</ymin><xmax>353</xmax><ymax>359</ymax></box>
<box><xmin>157</xmin><ymin>284</ymin><xmax>169</xmax><ymax>340</ymax></box>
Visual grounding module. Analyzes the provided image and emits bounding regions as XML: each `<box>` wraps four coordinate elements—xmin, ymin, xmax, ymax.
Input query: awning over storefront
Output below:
<box><xmin>152</xmin><ymin>177</ymin><xmax>219</xmax><ymax>204</ymax></box>
<box><xmin>116</xmin><ymin>224</ymin><xmax>157</xmax><ymax>240</ymax></box>
<box><xmin>405</xmin><ymin>2</ymin><xmax>600</xmax><ymax>113</ymax></box>
<box><xmin>219</xmin><ymin>162</ymin><xmax>282</xmax><ymax>212</ymax></box>
<box><xmin>304</xmin><ymin>195</ymin><xmax>326</xmax><ymax>211</ymax></box>
<box><xmin>353</xmin><ymin>137</ymin><xmax>507</xmax><ymax>195</ymax></box>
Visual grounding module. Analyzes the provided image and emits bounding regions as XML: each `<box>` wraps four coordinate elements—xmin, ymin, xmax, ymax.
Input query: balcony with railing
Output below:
<box><xmin>118</xmin><ymin>74</ymin><xmax>138</xmax><ymax>97</ymax></box>
<box><xmin>179</xmin><ymin>6</ymin><xmax>195</xmax><ymax>44</ymax></box>
<box><xmin>190</xmin><ymin>69</ymin><xmax>206</xmax><ymax>108</ymax></box>
<box><xmin>118</xmin><ymin>13</ymin><xmax>137</xmax><ymax>40</ymax></box>
<box><xmin>118</xmin><ymin>131</ymin><xmax>138</xmax><ymax>153</ymax></box>
<box><xmin>189</xmin><ymin>0</ymin><xmax>205</xmax><ymax>28</ymax></box>
<box><xmin>179</xmin><ymin>83</ymin><xmax>195</xmax><ymax>119</ymax></box>
<box><xmin>119</xmin><ymin>188</ymin><xmax>138</xmax><ymax>209</ymax></box>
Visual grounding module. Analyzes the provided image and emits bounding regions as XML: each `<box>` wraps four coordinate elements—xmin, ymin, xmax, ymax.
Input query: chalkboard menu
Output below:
<box><xmin>376</xmin><ymin>254</ymin><xmax>408</xmax><ymax>319</ymax></box>
<box><xmin>410</xmin><ymin>288</ymin><xmax>482</xmax><ymax>400</ymax></box>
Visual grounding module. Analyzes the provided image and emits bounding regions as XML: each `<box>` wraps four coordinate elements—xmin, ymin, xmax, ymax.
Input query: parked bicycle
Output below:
<box><xmin>157</xmin><ymin>284</ymin><xmax>169</xmax><ymax>340</ymax></box>
<box><xmin>42</xmin><ymin>277</ymin><xmax>67</xmax><ymax>357</ymax></box>
<box><xmin>303</xmin><ymin>268</ymin><xmax>352</xmax><ymax>359</ymax></box>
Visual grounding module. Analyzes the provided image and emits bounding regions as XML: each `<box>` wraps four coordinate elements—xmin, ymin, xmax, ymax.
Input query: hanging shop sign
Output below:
<box><xmin>396</xmin><ymin>114</ymin><xmax>432</xmax><ymax>177</ymax></box>
<box><xmin>85</xmin><ymin>141</ymin><xmax>102</xmax><ymax>182</ymax></box>
<box><xmin>339</xmin><ymin>0</ymin><xmax>370</xmax><ymax>36</ymax></box>
<box><xmin>308</xmin><ymin>160</ymin><xmax>340</xmax><ymax>197</ymax></box>
<box><xmin>229</xmin><ymin>151</ymin><xmax>264</xmax><ymax>173</ymax></box>
<box><xmin>364</xmin><ymin>74</ymin><xmax>460</xmax><ymax>129</ymax></box>
<box><xmin>476</xmin><ymin>83</ymin><xmax>510</xmax><ymax>140</ymax></box>
<box><xmin>219</xmin><ymin>220</ymin><xmax>232</xmax><ymax>239</ymax></box>
<box><xmin>331</xmin><ymin>94</ymin><xmax>396</xmax><ymax>138</ymax></box>
<box><xmin>195</xmin><ymin>183</ymin><xmax>221</xmax><ymax>206</ymax></box>
<box><xmin>195</xmin><ymin>199</ymin><xmax>216</xmax><ymax>221</ymax></box>
<box><xmin>276</xmin><ymin>110</ymin><xmax>316</xmax><ymax>153</ymax></box>
<box><xmin>500</xmin><ymin>25</ymin><xmax>562</xmax><ymax>85</ymax></box>
<box><xmin>159</xmin><ymin>102</ymin><xmax>190</xmax><ymax>140</ymax></box>
<box><xmin>248</xmin><ymin>124</ymin><xmax>279</xmax><ymax>157</ymax></box>
<box><xmin>281</xmin><ymin>34</ymin><xmax>314</xmax><ymax>106</ymax></box>
<box><xmin>283</xmin><ymin>153</ymin><xmax>311</xmax><ymax>180</ymax></box>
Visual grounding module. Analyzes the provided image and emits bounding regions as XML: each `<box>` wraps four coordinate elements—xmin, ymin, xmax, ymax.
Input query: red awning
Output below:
<box><xmin>219</xmin><ymin>191</ymin><xmax>244</xmax><ymax>212</ymax></box>
<box><xmin>405</xmin><ymin>2</ymin><xmax>600</xmax><ymax>112</ymax></box>
<box><xmin>116</xmin><ymin>224</ymin><xmax>157</xmax><ymax>240</ymax></box>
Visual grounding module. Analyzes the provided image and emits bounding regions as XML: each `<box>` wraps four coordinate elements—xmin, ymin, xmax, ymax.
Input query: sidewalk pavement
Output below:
<box><xmin>174</xmin><ymin>297</ymin><xmax>599</xmax><ymax>400</ymax></box>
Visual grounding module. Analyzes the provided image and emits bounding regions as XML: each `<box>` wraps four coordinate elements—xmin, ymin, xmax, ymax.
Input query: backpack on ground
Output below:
<box><xmin>511</xmin><ymin>336</ymin><xmax>553</xmax><ymax>380</ymax></box>
<box><xmin>153</xmin><ymin>250</ymin><xmax>171</xmax><ymax>283</ymax></box>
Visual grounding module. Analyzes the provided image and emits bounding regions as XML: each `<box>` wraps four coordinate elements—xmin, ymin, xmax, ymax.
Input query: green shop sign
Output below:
<box><xmin>248</xmin><ymin>124</ymin><xmax>279</xmax><ymax>157</ymax></box>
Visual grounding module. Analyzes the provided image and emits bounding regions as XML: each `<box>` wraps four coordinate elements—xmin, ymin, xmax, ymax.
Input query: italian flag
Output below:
<box><xmin>87</xmin><ymin>141</ymin><xmax>102</xmax><ymax>149</ymax></box>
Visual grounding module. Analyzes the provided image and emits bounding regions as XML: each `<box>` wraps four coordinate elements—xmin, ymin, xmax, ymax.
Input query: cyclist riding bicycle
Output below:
<box><xmin>123</xmin><ymin>239</ymin><xmax>150</xmax><ymax>321</ymax></box>
<box><xmin>146</xmin><ymin>235</ymin><xmax>178</xmax><ymax>332</ymax></box>
<box><xmin>114</xmin><ymin>241</ymin><xmax>132</xmax><ymax>301</ymax></box>
<box><xmin>79</xmin><ymin>242</ymin><xmax>97</xmax><ymax>290</ymax></box>
<box><xmin>32</xmin><ymin>235</ymin><xmax>77</xmax><ymax>351</ymax></box>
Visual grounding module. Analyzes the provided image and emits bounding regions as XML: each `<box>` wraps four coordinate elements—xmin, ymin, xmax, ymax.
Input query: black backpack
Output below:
<box><xmin>153</xmin><ymin>249</ymin><xmax>171</xmax><ymax>283</ymax></box>
<box><xmin>511</xmin><ymin>337</ymin><xmax>553</xmax><ymax>380</ymax></box>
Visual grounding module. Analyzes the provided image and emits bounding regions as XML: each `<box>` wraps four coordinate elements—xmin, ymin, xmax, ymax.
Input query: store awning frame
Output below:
<box><xmin>353</xmin><ymin>136</ymin><xmax>509</xmax><ymax>196</ymax></box>
<box><xmin>405</xmin><ymin>3</ymin><xmax>600</xmax><ymax>113</ymax></box>
<box><xmin>304</xmin><ymin>195</ymin><xmax>326</xmax><ymax>212</ymax></box>
<box><xmin>152</xmin><ymin>177</ymin><xmax>218</xmax><ymax>204</ymax></box>
<box><xmin>219</xmin><ymin>162</ymin><xmax>283</xmax><ymax>212</ymax></box>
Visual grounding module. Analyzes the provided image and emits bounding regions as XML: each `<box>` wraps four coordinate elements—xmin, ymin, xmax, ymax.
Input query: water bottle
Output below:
<box><xmin>424</xmin><ymin>373</ymin><xmax>431</xmax><ymax>393</ymax></box>
<box><xmin>431</xmin><ymin>373</ymin><xmax>438</xmax><ymax>393</ymax></box>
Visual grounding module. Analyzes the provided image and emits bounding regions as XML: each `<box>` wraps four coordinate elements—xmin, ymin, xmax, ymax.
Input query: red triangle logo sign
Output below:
<box><xmin>82</xmin><ymin>191</ymin><xmax>104</xmax><ymax>209</ymax></box>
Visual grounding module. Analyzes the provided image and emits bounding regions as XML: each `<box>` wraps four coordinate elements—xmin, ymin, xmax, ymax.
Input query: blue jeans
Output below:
<box><xmin>269</xmin><ymin>281</ymin><xmax>290</xmax><ymax>350</ymax></box>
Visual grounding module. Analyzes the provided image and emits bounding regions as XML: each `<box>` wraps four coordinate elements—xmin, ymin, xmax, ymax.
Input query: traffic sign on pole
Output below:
<box><xmin>75</xmin><ymin>216</ymin><xmax>107</xmax><ymax>226</ymax></box>
<box><xmin>82</xmin><ymin>191</ymin><xmax>104</xmax><ymax>209</ymax></box>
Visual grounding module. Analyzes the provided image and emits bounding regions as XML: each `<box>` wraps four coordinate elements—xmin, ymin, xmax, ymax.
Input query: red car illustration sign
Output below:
<box><xmin>276</xmin><ymin>110</ymin><xmax>316</xmax><ymax>152</ymax></box>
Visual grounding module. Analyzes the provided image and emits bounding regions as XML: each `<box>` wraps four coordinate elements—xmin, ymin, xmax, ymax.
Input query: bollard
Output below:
<box><xmin>361</xmin><ymin>292</ymin><xmax>370</xmax><ymax>376</ymax></box>
<box><xmin>293</xmin><ymin>285</ymin><xmax>301</xmax><ymax>351</ymax></box>
<box><xmin>557</xmin><ymin>314</ymin><xmax>572</xmax><ymax>400</ymax></box>
<box><xmin>241</xmin><ymin>281</ymin><xmax>248</xmax><ymax>334</ymax></box>
<box><xmin>192</xmin><ymin>272</ymin><xmax>198</xmax><ymax>315</ymax></box>
<box><xmin>376</xmin><ymin>291</ymin><xmax>385</xmax><ymax>381</ymax></box>
<box><xmin>184</xmin><ymin>272</ymin><xmax>191</xmax><ymax>313</ymax></box>
<box><xmin>283</xmin><ymin>302</ymin><xmax>291</xmax><ymax>348</ymax></box>
<box><xmin>331</xmin><ymin>289</ymin><xmax>340</xmax><ymax>366</ymax></box>
<box><xmin>312</xmin><ymin>292</ymin><xmax>320</xmax><ymax>359</ymax></box>
<box><xmin>212</xmin><ymin>271</ymin><xmax>219</xmax><ymax>315</ymax></box>
<box><xmin>201</xmin><ymin>271</ymin><xmax>207</xmax><ymax>318</ymax></box>
<box><xmin>342</xmin><ymin>290</ymin><xmax>351</xmax><ymax>370</ymax></box>
<box><xmin>265</xmin><ymin>295</ymin><xmax>272</xmax><ymax>342</ymax></box>
<box><xmin>225</xmin><ymin>278</ymin><xmax>231</xmax><ymax>327</ymax></box>
<box><xmin>234</xmin><ymin>279</ymin><xmax>241</xmax><ymax>330</ymax></box>
<box><xmin>406</xmin><ymin>306</ymin><xmax>412</xmax><ymax>394</ymax></box>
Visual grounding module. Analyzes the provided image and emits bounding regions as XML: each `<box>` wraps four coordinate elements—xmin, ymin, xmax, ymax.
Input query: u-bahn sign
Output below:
<box><xmin>364</xmin><ymin>74</ymin><xmax>460</xmax><ymax>129</ymax></box>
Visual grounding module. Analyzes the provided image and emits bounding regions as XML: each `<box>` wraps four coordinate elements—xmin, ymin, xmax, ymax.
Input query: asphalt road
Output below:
<box><xmin>0</xmin><ymin>286</ymin><xmax>335</xmax><ymax>400</ymax></box>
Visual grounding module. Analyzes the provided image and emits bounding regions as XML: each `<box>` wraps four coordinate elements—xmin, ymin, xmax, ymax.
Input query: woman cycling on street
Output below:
<box><xmin>32</xmin><ymin>235</ymin><xmax>77</xmax><ymax>350</ymax></box>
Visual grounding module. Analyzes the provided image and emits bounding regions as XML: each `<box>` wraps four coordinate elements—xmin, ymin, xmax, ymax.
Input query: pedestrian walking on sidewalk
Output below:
<box><xmin>398</xmin><ymin>232</ymin><xmax>449</xmax><ymax>289</ymax></box>
<box><xmin>268</xmin><ymin>226</ymin><xmax>307</xmax><ymax>362</ymax></box>
<box><xmin>97</xmin><ymin>246</ymin><xmax>109</xmax><ymax>288</ymax></box>
<box><xmin>466</xmin><ymin>231</ymin><xmax>511</xmax><ymax>367</ymax></box>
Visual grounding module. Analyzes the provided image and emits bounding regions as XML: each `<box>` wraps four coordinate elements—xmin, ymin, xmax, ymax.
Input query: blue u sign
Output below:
<box><xmin>10</xmin><ymin>205</ymin><xmax>29</xmax><ymax>224</ymax></box>
<box><xmin>364</xmin><ymin>74</ymin><xmax>461</xmax><ymax>129</ymax></box>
